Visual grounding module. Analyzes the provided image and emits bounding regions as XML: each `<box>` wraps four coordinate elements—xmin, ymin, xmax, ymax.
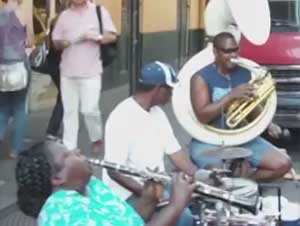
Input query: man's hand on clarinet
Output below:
<box><xmin>169</xmin><ymin>173</ymin><xmax>197</xmax><ymax>210</ymax></box>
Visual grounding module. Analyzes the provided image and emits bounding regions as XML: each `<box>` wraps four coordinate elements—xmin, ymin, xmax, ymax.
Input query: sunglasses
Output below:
<box><xmin>216</xmin><ymin>47</ymin><xmax>239</xmax><ymax>54</ymax></box>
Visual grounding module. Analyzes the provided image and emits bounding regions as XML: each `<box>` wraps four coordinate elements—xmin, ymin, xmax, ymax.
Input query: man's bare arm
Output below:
<box><xmin>129</xmin><ymin>181</ymin><xmax>163</xmax><ymax>221</ymax></box>
<box><xmin>130</xmin><ymin>195</ymin><xmax>158</xmax><ymax>222</ymax></box>
<box><xmin>191</xmin><ymin>75</ymin><xmax>256</xmax><ymax>124</ymax></box>
<box><xmin>107</xmin><ymin>170</ymin><xmax>144</xmax><ymax>196</ymax></box>
<box><xmin>169</xmin><ymin>150</ymin><xmax>197</xmax><ymax>176</ymax></box>
<box><xmin>145</xmin><ymin>173</ymin><xmax>196</xmax><ymax>226</ymax></box>
<box><xmin>108</xmin><ymin>171</ymin><xmax>161</xmax><ymax>221</ymax></box>
<box><xmin>191</xmin><ymin>75</ymin><xmax>232</xmax><ymax>124</ymax></box>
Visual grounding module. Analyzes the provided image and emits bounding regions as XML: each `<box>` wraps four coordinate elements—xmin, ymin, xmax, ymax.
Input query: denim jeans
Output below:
<box><xmin>0</xmin><ymin>88</ymin><xmax>27</xmax><ymax>154</ymax></box>
<box><xmin>189</xmin><ymin>136</ymin><xmax>274</xmax><ymax>169</ymax></box>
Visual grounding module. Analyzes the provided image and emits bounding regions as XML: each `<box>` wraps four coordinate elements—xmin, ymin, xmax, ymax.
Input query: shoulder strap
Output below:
<box><xmin>96</xmin><ymin>5</ymin><xmax>103</xmax><ymax>35</ymax></box>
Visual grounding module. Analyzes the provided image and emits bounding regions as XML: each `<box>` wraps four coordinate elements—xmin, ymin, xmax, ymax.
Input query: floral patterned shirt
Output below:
<box><xmin>38</xmin><ymin>176</ymin><xmax>144</xmax><ymax>226</ymax></box>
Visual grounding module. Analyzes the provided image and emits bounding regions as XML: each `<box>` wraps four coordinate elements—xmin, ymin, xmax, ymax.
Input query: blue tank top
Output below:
<box><xmin>197</xmin><ymin>63</ymin><xmax>251</xmax><ymax>129</ymax></box>
<box><xmin>0</xmin><ymin>8</ymin><xmax>27</xmax><ymax>63</ymax></box>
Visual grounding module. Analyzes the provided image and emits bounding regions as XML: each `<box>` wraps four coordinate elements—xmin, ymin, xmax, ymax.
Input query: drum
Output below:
<box><xmin>221</xmin><ymin>177</ymin><xmax>258</xmax><ymax>198</ymax></box>
<box><xmin>229</xmin><ymin>213</ymin><xmax>277</xmax><ymax>226</ymax></box>
<box><xmin>261</xmin><ymin>195</ymin><xmax>287</xmax><ymax>216</ymax></box>
<box><xmin>281</xmin><ymin>202</ymin><xmax>300</xmax><ymax>226</ymax></box>
<box><xmin>261</xmin><ymin>196</ymin><xmax>300</xmax><ymax>225</ymax></box>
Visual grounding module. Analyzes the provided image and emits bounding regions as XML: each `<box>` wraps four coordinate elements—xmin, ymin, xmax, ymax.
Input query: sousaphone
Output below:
<box><xmin>172</xmin><ymin>0</ymin><xmax>276</xmax><ymax>146</ymax></box>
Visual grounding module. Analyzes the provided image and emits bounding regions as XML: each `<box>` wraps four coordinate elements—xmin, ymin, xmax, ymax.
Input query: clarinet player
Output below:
<box><xmin>16</xmin><ymin>140</ymin><xmax>197</xmax><ymax>226</ymax></box>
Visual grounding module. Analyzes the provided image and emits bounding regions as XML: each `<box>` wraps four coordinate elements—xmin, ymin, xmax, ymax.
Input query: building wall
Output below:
<box><xmin>139</xmin><ymin>0</ymin><xmax>206</xmax><ymax>68</ymax></box>
<box><xmin>96</xmin><ymin>0</ymin><xmax>122</xmax><ymax>33</ymax></box>
<box><xmin>190</xmin><ymin>0</ymin><xmax>205</xmax><ymax>30</ymax></box>
<box><xmin>1</xmin><ymin>0</ymin><xmax>206</xmax><ymax>112</ymax></box>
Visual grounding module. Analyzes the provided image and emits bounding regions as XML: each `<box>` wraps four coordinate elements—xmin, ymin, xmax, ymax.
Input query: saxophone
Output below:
<box><xmin>88</xmin><ymin>158</ymin><xmax>261</xmax><ymax>214</ymax></box>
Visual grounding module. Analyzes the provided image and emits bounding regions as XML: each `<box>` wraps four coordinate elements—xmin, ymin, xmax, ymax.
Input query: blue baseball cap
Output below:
<box><xmin>138</xmin><ymin>61</ymin><xmax>178</xmax><ymax>88</ymax></box>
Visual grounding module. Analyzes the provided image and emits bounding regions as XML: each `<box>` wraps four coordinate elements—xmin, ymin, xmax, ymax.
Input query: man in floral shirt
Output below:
<box><xmin>16</xmin><ymin>141</ymin><xmax>196</xmax><ymax>226</ymax></box>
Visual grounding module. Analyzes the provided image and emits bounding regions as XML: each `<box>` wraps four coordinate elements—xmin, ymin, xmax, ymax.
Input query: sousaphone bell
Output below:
<box><xmin>172</xmin><ymin>0</ymin><xmax>276</xmax><ymax>146</ymax></box>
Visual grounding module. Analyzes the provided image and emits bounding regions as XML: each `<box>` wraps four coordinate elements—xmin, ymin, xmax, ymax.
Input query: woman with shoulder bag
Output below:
<box><xmin>0</xmin><ymin>0</ymin><xmax>33</xmax><ymax>158</ymax></box>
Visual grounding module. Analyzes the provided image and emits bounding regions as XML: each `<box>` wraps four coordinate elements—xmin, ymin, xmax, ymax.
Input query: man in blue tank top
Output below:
<box><xmin>189</xmin><ymin>32</ymin><xmax>291</xmax><ymax>182</ymax></box>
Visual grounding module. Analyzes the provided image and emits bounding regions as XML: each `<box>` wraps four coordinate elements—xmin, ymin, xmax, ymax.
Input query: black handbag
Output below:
<box><xmin>96</xmin><ymin>5</ymin><xmax>117</xmax><ymax>68</ymax></box>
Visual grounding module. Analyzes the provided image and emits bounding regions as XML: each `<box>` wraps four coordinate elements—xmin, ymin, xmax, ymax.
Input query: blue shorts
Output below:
<box><xmin>189</xmin><ymin>136</ymin><xmax>275</xmax><ymax>168</ymax></box>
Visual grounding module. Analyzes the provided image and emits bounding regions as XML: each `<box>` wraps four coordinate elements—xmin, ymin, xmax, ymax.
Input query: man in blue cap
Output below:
<box><xmin>103</xmin><ymin>61</ymin><xmax>197</xmax><ymax>226</ymax></box>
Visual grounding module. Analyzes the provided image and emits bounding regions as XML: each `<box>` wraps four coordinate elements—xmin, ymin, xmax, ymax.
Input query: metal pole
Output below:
<box><xmin>177</xmin><ymin>0</ymin><xmax>189</xmax><ymax>68</ymax></box>
<box><xmin>129</xmin><ymin>0</ymin><xmax>141</xmax><ymax>95</ymax></box>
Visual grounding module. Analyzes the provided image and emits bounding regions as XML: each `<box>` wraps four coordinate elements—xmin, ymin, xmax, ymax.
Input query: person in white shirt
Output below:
<box><xmin>103</xmin><ymin>61</ymin><xmax>198</xmax><ymax>226</ymax></box>
<box><xmin>52</xmin><ymin>0</ymin><xmax>117</xmax><ymax>152</ymax></box>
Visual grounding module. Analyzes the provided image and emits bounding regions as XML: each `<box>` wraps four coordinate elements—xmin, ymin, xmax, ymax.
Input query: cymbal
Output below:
<box><xmin>200</xmin><ymin>147</ymin><xmax>252</xmax><ymax>160</ymax></box>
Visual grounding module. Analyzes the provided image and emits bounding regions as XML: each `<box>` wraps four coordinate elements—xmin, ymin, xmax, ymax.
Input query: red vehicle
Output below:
<box><xmin>240</xmin><ymin>0</ymin><xmax>300</xmax><ymax>129</ymax></box>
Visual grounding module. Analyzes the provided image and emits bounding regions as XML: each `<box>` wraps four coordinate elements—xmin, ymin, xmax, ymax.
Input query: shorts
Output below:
<box><xmin>189</xmin><ymin>136</ymin><xmax>275</xmax><ymax>168</ymax></box>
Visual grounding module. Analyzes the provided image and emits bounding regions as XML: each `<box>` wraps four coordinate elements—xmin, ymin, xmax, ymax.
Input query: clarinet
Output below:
<box><xmin>88</xmin><ymin>158</ymin><xmax>260</xmax><ymax>214</ymax></box>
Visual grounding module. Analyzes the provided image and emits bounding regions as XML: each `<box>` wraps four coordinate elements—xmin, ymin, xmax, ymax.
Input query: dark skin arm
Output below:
<box><xmin>129</xmin><ymin>181</ymin><xmax>163</xmax><ymax>221</ymax></box>
<box><xmin>130</xmin><ymin>195</ymin><xmax>158</xmax><ymax>222</ymax></box>
<box><xmin>107</xmin><ymin>170</ymin><xmax>144</xmax><ymax>196</ymax></box>
<box><xmin>108</xmin><ymin>171</ymin><xmax>191</xmax><ymax>225</ymax></box>
<box><xmin>191</xmin><ymin>74</ymin><xmax>256</xmax><ymax>124</ymax></box>
<box><xmin>109</xmin><ymin>171</ymin><xmax>196</xmax><ymax>225</ymax></box>
<box><xmin>145</xmin><ymin>173</ymin><xmax>196</xmax><ymax>226</ymax></box>
<box><xmin>146</xmin><ymin>204</ymin><xmax>183</xmax><ymax>226</ymax></box>
<box><xmin>191</xmin><ymin>75</ymin><xmax>232</xmax><ymax>124</ymax></box>
<box><xmin>169</xmin><ymin>150</ymin><xmax>197</xmax><ymax>176</ymax></box>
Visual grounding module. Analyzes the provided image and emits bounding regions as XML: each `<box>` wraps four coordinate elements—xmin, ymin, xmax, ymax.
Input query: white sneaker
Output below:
<box><xmin>46</xmin><ymin>134</ymin><xmax>59</xmax><ymax>141</ymax></box>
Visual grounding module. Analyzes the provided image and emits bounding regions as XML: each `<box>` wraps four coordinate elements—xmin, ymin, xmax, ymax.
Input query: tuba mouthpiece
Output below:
<box><xmin>229</xmin><ymin>57</ymin><xmax>266</xmax><ymax>74</ymax></box>
<box><xmin>230</xmin><ymin>58</ymin><xmax>243</xmax><ymax>65</ymax></box>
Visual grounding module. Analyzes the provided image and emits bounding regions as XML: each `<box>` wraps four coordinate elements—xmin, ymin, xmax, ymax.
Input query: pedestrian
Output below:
<box><xmin>0</xmin><ymin>0</ymin><xmax>33</xmax><ymax>158</ymax></box>
<box><xmin>45</xmin><ymin>7</ymin><xmax>65</xmax><ymax>141</ymax></box>
<box><xmin>52</xmin><ymin>0</ymin><xmax>117</xmax><ymax>152</ymax></box>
